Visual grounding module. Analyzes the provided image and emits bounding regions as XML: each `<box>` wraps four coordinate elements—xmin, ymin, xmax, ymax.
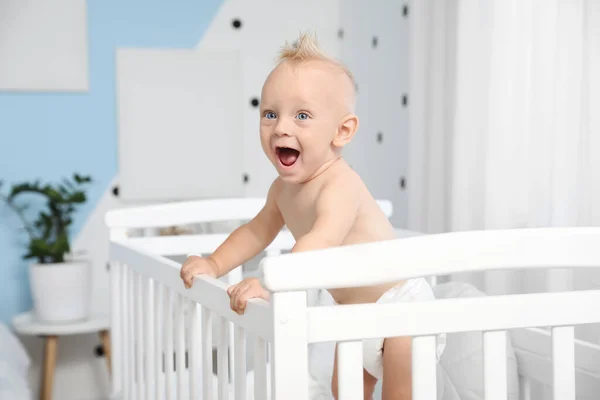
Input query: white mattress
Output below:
<box><xmin>0</xmin><ymin>323</ymin><xmax>32</xmax><ymax>399</ymax></box>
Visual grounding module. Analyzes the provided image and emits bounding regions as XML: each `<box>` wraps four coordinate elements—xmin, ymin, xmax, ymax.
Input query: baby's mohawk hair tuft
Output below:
<box><xmin>276</xmin><ymin>31</ymin><xmax>357</xmax><ymax>112</ymax></box>
<box><xmin>279</xmin><ymin>32</ymin><xmax>355</xmax><ymax>84</ymax></box>
<box><xmin>278</xmin><ymin>31</ymin><xmax>326</xmax><ymax>62</ymax></box>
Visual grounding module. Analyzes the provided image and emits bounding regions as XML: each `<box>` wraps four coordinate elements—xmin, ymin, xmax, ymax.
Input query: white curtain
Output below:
<box><xmin>408</xmin><ymin>0</ymin><xmax>600</xmax><ymax>295</ymax></box>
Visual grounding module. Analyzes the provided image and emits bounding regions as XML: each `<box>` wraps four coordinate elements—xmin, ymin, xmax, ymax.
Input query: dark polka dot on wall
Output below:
<box><xmin>232</xmin><ymin>19</ymin><xmax>242</xmax><ymax>29</ymax></box>
<box><xmin>250</xmin><ymin>98</ymin><xmax>259</xmax><ymax>107</ymax></box>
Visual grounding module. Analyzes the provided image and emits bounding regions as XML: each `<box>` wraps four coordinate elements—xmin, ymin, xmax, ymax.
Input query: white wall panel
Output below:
<box><xmin>0</xmin><ymin>0</ymin><xmax>88</xmax><ymax>91</ymax></box>
<box><xmin>340</xmin><ymin>0</ymin><xmax>409</xmax><ymax>228</ymax></box>
<box><xmin>116</xmin><ymin>48</ymin><xmax>245</xmax><ymax>202</ymax></box>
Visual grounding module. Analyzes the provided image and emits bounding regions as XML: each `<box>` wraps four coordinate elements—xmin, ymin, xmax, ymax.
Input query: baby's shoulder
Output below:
<box><xmin>316</xmin><ymin>168</ymin><xmax>365</xmax><ymax>210</ymax></box>
<box><xmin>323</xmin><ymin>163</ymin><xmax>365</xmax><ymax>193</ymax></box>
<box><xmin>267</xmin><ymin>177</ymin><xmax>285</xmax><ymax>197</ymax></box>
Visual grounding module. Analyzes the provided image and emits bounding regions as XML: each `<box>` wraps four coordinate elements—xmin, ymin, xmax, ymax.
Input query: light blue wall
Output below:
<box><xmin>0</xmin><ymin>0</ymin><xmax>224</xmax><ymax>324</ymax></box>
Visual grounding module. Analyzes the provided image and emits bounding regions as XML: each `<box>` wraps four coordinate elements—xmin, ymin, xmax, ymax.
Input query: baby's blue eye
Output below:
<box><xmin>297</xmin><ymin>112</ymin><xmax>309</xmax><ymax>120</ymax></box>
<box><xmin>265</xmin><ymin>112</ymin><xmax>276</xmax><ymax>119</ymax></box>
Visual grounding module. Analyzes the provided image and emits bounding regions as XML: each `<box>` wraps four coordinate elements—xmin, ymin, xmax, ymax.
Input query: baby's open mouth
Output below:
<box><xmin>276</xmin><ymin>147</ymin><xmax>300</xmax><ymax>167</ymax></box>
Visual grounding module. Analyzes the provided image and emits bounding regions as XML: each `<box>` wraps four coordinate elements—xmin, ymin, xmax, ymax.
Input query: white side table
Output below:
<box><xmin>12</xmin><ymin>311</ymin><xmax>111</xmax><ymax>400</ymax></box>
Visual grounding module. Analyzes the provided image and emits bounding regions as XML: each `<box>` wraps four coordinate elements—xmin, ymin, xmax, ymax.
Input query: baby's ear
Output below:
<box><xmin>333</xmin><ymin>114</ymin><xmax>359</xmax><ymax>148</ymax></box>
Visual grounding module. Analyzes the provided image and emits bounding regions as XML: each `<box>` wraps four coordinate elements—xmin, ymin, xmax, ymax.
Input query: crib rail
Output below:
<box><xmin>306</xmin><ymin>289</ymin><xmax>600</xmax><ymax>342</ymax></box>
<box><xmin>105</xmin><ymin>197</ymin><xmax>393</xmax><ymax>230</ymax></box>
<box><xmin>105</xmin><ymin>197</ymin><xmax>268</xmax><ymax>229</ymax></box>
<box><xmin>120</xmin><ymin>231</ymin><xmax>295</xmax><ymax>257</ymax></box>
<box><xmin>110</xmin><ymin>242</ymin><xmax>275</xmax><ymax>400</ymax></box>
<box><xmin>120</xmin><ymin>229</ymin><xmax>421</xmax><ymax>259</ymax></box>
<box><xmin>261</xmin><ymin>227</ymin><xmax>600</xmax><ymax>291</ymax></box>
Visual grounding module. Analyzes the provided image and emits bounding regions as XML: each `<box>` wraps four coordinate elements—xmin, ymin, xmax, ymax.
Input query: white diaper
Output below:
<box><xmin>362</xmin><ymin>278</ymin><xmax>446</xmax><ymax>380</ymax></box>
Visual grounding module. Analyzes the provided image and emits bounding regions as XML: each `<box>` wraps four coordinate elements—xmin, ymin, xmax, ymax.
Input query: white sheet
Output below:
<box><xmin>0</xmin><ymin>322</ymin><xmax>32</xmax><ymax>399</ymax></box>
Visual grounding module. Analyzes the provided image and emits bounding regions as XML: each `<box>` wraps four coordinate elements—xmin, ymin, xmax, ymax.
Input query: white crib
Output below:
<box><xmin>105</xmin><ymin>198</ymin><xmax>600</xmax><ymax>399</ymax></box>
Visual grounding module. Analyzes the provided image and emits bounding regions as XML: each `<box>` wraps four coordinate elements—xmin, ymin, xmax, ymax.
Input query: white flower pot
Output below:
<box><xmin>28</xmin><ymin>260</ymin><xmax>92</xmax><ymax>323</ymax></box>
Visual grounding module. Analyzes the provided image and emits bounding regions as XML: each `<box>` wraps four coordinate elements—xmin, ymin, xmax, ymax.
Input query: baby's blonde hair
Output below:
<box><xmin>277</xmin><ymin>32</ymin><xmax>357</xmax><ymax>111</ymax></box>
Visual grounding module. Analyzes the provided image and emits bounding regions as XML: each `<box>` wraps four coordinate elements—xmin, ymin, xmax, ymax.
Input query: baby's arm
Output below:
<box><xmin>292</xmin><ymin>177</ymin><xmax>359</xmax><ymax>253</ymax></box>
<box><xmin>180</xmin><ymin>180</ymin><xmax>284</xmax><ymax>287</ymax></box>
<box><xmin>227</xmin><ymin>179</ymin><xmax>357</xmax><ymax>313</ymax></box>
<box><xmin>210</xmin><ymin>181</ymin><xmax>284</xmax><ymax>276</ymax></box>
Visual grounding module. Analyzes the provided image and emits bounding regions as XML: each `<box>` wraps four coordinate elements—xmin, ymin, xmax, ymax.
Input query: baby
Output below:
<box><xmin>180</xmin><ymin>32</ymin><xmax>441</xmax><ymax>400</ymax></box>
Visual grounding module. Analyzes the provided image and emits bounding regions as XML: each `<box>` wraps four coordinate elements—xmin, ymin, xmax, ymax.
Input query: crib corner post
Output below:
<box><xmin>271</xmin><ymin>290</ymin><xmax>309</xmax><ymax>400</ymax></box>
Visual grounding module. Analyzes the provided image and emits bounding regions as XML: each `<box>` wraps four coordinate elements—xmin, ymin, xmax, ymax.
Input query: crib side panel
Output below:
<box><xmin>512</xmin><ymin>327</ymin><xmax>600</xmax><ymax>395</ymax></box>
<box><xmin>109</xmin><ymin>239</ymin><xmax>279</xmax><ymax>399</ymax></box>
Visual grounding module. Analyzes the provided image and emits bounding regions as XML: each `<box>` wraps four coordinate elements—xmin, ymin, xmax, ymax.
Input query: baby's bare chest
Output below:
<box><xmin>276</xmin><ymin>188</ymin><xmax>320</xmax><ymax>238</ymax></box>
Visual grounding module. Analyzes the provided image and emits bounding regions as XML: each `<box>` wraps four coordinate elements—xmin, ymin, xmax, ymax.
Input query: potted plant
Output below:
<box><xmin>0</xmin><ymin>173</ymin><xmax>93</xmax><ymax>323</ymax></box>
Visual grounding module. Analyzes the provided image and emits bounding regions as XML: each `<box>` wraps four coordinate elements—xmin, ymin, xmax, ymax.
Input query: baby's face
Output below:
<box><xmin>259</xmin><ymin>60</ymin><xmax>354</xmax><ymax>184</ymax></box>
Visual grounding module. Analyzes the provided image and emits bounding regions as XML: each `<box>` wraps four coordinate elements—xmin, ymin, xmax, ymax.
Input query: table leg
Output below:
<box><xmin>41</xmin><ymin>336</ymin><xmax>58</xmax><ymax>400</ymax></box>
<box><xmin>99</xmin><ymin>330</ymin><xmax>112</xmax><ymax>376</ymax></box>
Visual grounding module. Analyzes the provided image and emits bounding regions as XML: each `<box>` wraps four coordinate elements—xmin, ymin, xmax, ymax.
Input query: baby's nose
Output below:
<box><xmin>273</xmin><ymin>128</ymin><xmax>291</xmax><ymax>137</ymax></box>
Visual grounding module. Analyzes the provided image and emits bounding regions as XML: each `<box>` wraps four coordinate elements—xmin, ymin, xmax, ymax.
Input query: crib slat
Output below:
<box><xmin>269</xmin><ymin>342</ymin><xmax>275</xmax><ymax>400</ymax></box>
<box><xmin>412</xmin><ymin>335</ymin><xmax>437</xmax><ymax>400</ymax></box>
<box><xmin>189</xmin><ymin>300</ymin><xmax>200</xmax><ymax>400</ymax></box>
<box><xmin>227</xmin><ymin>268</ymin><xmax>242</xmax><ymax>386</ymax></box>
<box><xmin>155</xmin><ymin>283</ymin><xmax>164</xmax><ymax>399</ymax></box>
<box><xmin>254</xmin><ymin>337</ymin><xmax>268</xmax><ymax>400</ymax></box>
<box><xmin>337</xmin><ymin>341</ymin><xmax>364</xmax><ymax>400</ymax></box>
<box><xmin>121</xmin><ymin>264</ymin><xmax>131</xmax><ymax>399</ymax></box>
<box><xmin>176</xmin><ymin>294</ymin><xmax>186</xmax><ymax>400</ymax></box>
<box><xmin>110</xmin><ymin>261</ymin><xmax>122</xmax><ymax>396</ymax></box>
<box><xmin>145</xmin><ymin>277</ymin><xmax>156</xmax><ymax>400</ymax></box>
<box><xmin>129</xmin><ymin>267</ymin><xmax>136</xmax><ymax>399</ymax></box>
<box><xmin>135</xmin><ymin>272</ymin><xmax>145</xmax><ymax>400</ymax></box>
<box><xmin>552</xmin><ymin>326</ymin><xmax>575</xmax><ymax>399</ymax></box>
<box><xmin>483</xmin><ymin>330</ymin><xmax>507</xmax><ymax>399</ymax></box>
<box><xmin>202</xmin><ymin>307</ymin><xmax>214</xmax><ymax>399</ymax></box>
<box><xmin>218</xmin><ymin>316</ymin><xmax>230</xmax><ymax>399</ymax></box>
<box><xmin>165</xmin><ymin>287</ymin><xmax>174</xmax><ymax>400</ymax></box>
<box><xmin>234</xmin><ymin>326</ymin><xmax>246</xmax><ymax>400</ymax></box>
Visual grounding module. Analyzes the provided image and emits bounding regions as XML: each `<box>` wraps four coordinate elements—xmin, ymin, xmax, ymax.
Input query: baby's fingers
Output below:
<box><xmin>236</xmin><ymin>288</ymin><xmax>266</xmax><ymax>315</ymax></box>
<box><xmin>234</xmin><ymin>288</ymin><xmax>254</xmax><ymax>315</ymax></box>
<box><xmin>180</xmin><ymin>267</ymin><xmax>191</xmax><ymax>288</ymax></box>
<box><xmin>182</xmin><ymin>266</ymin><xmax>198</xmax><ymax>289</ymax></box>
<box><xmin>226</xmin><ymin>283</ymin><xmax>239</xmax><ymax>296</ymax></box>
<box><xmin>229</xmin><ymin>284</ymin><xmax>246</xmax><ymax>313</ymax></box>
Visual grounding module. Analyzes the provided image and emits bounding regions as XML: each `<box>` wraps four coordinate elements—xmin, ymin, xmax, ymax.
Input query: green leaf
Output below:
<box><xmin>2</xmin><ymin>173</ymin><xmax>92</xmax><ymax>263</ymax></box>
<box><xmin>74</xmin><ymin>174</ymin><xmax>92</xmax><ymax>184</ymax></box>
